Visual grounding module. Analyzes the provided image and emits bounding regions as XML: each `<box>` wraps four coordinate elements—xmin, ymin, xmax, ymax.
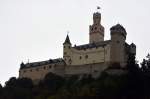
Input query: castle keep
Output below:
<box><xmin>19</xmin><ymin>11</ymin><xmax>136</xmax><ymax>82</ymax></box>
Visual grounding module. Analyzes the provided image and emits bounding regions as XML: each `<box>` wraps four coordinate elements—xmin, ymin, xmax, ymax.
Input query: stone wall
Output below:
<box><xmin>19</xmin><ymin>64</ymin><xmax>64</xmax><ymax>81</ymax></box>
<box><xmin>64</xmin><ymin>44</ymin><xmax>111</xmax><ymax>66</ymax></box>
<box><xmin>19</xmin><ymin>62</ymin><xmax>109</xmax><ymax>82</ymax></box>
<box><xmin>65</xmin><ymin>63</ymin><xmax>108</xmax><ymax>78</ymax></box>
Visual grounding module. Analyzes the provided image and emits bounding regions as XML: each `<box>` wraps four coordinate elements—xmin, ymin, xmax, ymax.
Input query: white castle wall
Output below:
<box><xmin>64</xmin><ymin>44</ymin><xmax>111</xmax><ymax>66</ymax></box>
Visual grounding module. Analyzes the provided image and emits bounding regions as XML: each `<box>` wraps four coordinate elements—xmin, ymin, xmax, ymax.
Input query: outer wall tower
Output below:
<box><xmin>110</xmin><ymin>24</ymin><xmax>127</xmax><ymax>67</ymax></box>
<box><xmin>89</xmin><ymin>12</ymin><xmax>104</xmax><ymax>43</ymax></box>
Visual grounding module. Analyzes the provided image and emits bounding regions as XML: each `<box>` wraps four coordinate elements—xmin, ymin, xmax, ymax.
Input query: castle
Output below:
<box><xmin>19</xmin><ymin>10</ymin><xmax>136</xmax><ymax>82</ymax></box>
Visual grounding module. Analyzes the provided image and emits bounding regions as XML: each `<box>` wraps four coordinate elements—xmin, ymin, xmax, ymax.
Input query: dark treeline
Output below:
<box><xmin>1</xmin><ymin>54</ymin><xmax>150</xmax><ymax>99</ymax></box>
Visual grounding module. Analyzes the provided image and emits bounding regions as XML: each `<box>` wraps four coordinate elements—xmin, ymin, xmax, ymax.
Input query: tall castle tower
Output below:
<box><xmin>89</xmin><ymin>12</ymin><xmax>104</xmax><ymax>43</ymax></box>
<box><xmin>110</xmin><ymin>24</ymin><xmax>127</xmax><ymax>67</ymax></box>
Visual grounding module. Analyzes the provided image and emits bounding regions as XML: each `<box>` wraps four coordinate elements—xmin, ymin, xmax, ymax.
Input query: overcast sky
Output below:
<box><xmin>0</xmin><ymin>0</ymin><xmax>150</xmax><ymax>85</ymax></box>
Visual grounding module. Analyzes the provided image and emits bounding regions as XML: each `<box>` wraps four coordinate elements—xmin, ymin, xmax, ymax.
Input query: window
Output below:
<box><xmin>30</xmin><ymin>69</ymin><xmax>32</xmax><ymax>72</ymax></box>
<box><xmin>64</xmin><ymin>52</ymin><xmax>67</xmax><ymax>55</ymax></box>
<box><xmin>68</xmin><ymin>46</ymin><xmax>71</xmax><ymax>49</ymax></box>
<box><xmin>85</xmin><ymin>55</ymin><xmax>88</xmax><ymax>59</ymax></box>
<box><xmin>49</xmin><ymin>65</ymin><xmax>52</xmax><ymax>69</ymax></box>
<box><xmin>64</xmin><ymin>46</ymin><xmax>65</xmax><ymax>48</ymax></box>
<box><xmin>95</xmin><ymin>27</ymin><xmax>97</xmax><ymax>30</ymax></box>
<box><xmin>23</xmin><ymin>70</ymin><xmax>26</xmax><ymax>73</ymax></box>
<box><xmin>43</xmin><ymin>66</ymin><xmax>46</xmax><ymax>70</ymax></box>
<box><xmin>36</xmin><ymin>68</ymin><xmax>39</xmax><ymax>71</ymax></box>
<box><xmin>79</xmin><ymin>56</ymin><xmax>82</xmax><ymax>60</ymax></box>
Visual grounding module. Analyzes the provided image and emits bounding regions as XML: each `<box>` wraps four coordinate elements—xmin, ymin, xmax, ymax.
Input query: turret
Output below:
<box><xmin>20</xmin><ymin>62</ymin><xmax>25</xmax><ymax>69</ymax></box>
<box><xmin>110</xmin><ymin>24</ymin><xmax>127</xmax><ymax>67</ymax></box>
<box><xmin>130</xmin><ymin>43</ymin><xmax>136</xmax><ymax>55</ymax></box>
<box><xmin>63</xmin><ymin>35</ymin><xmax>72</xmax><ymax>65</ymax></box>
<box><xmin>89</xmin><ymin>12</ymin><xmax>104</xmax><ymax>43</ymax></box>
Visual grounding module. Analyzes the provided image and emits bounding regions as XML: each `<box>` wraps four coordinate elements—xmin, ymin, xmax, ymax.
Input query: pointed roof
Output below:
<box><xmin>63</xmin><ymin>35</ymin><xmax>71</xmax><ymax>44</ymax></box>
<box><xmin>130</xmin><ymin>43</ymin><xmax>136</xmax><ymax>47</ymax></box>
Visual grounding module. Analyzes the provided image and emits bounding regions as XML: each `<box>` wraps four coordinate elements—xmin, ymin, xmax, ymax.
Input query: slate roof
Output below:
<box><xmin>73</xmin><ymin>40</ymin><xmax>111</xmax><ymax>50</ymax></box>
<box><xmin>63</xmin><ymin>35</ymin><xmax>71</xmax><ymax>44</ymax></box>
<box><xmin>20</xmin><ymin>58</ymin><xmax>65</xmax><ymax>69</ymax></box>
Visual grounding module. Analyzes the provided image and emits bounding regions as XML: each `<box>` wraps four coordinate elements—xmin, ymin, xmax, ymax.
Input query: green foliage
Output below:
<box><xmin>40</xmin><ymin>72</ymin><xmax>65</xmax><ymax>93</ymax></box>
<box><xmin>127</xmin><ymin>53</ymin><xmax>139</xmax><ymax>72</ymax></box>
<box><xmin>0</xmin><ymin>83</ymin><xmax>2</xmax><ymax>97</ymax></box>
<box><xmin>141</xmin><ymin>54</ymin><xmax>150</xmax><ymax>72</ymax></box>
<box><xmin>5</xmin><ymin>77</ymin><xmax>17</xmax><ymax>88</ymax></box>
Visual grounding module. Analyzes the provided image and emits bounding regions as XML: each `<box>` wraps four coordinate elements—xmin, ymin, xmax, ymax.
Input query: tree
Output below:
<box><xmin>140</xmin><ymin>54</ymin><xmax>150</xmax><ymax>95</ymax></box>
<box><xmin>17</xmin><ymin>78</ymin><xmax>33</xmax><ymax>89</ymax></box>
<box><xmin>0</xmin><ymin>83</ymin><xmax>2</xmax><ymax>89</ymax></box>
<box><xmin>141</xmin><ymin>54</ymin><xmax>150</xmax><ymax>72</ymax></box>
<box><xmin>5</xmin><ymin>77</ymin><xmax>17</xmax><ymax>88</ymax></box>
<box><xmin>141</xmin><ymin>59</ymin><xmax>147</xmax><ymax>72</ymax></box>
<box><xmin>0</xmin><ymin>83</ymin><xmax>2</xmax><ymax>95</ymax></box>
<box><xmin>42</xmin><ymin>72</ymin><xmax>65</xmax><ymax>92</ymax></box>
<box><xmin>80</xmin><ymin>74</ymin><xmax>94</xmax><ymax>85</ymax></box>
<box><xmin>127</xmin><ymin>52</ymin><xmax>139</xmax><ymax>73</ymax></box>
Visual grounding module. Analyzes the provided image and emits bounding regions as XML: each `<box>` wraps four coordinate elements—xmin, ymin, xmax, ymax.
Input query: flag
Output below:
<box><xmin>97</xmin><ymin>6</ymin><xmax>101</xmax><ymax>9</ymax></box>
